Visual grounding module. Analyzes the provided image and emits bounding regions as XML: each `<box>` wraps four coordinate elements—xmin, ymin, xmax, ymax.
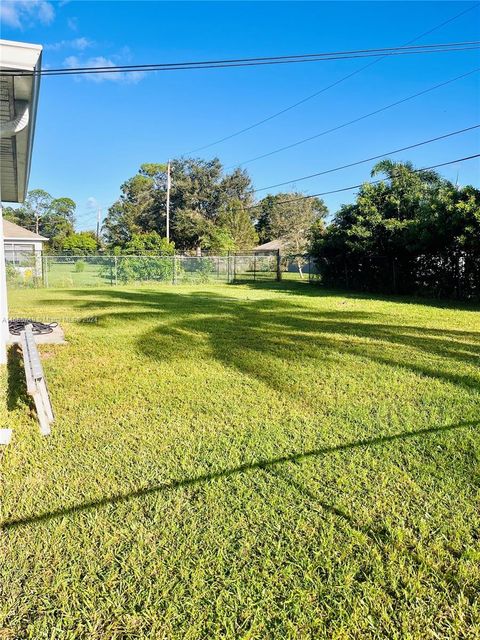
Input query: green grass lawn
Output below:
<box><xmin>44</xmin><ymin>261</ymin><xmax>110</xmax><ymax>288</ymax></box>
<box><xmin>1</xmin><ymin>282</ymin><xmax>479</xmax><ymax>639</ymax></box>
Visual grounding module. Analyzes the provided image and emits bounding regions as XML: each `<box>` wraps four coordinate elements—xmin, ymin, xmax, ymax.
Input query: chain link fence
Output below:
<box><xmin>282</xmin><ymin>254</ymin><xmax>319</xmax><ymax>282</ymax></box>
<box><xmin>5</xmin><ymin>250</ymin><xmax>43</xmax><ymax>288</ymax></box>
<box><xmin>313</xmin><ymin>252</ymin><xmax>480</xmax><ymax>300</ymax></box>
<box><xmin>6</xmin><ymin>253</ymin><xmax>286</xmax><ymax>289</ymax></box>
<box><xmin>230</xmin><ymin>252</ymin><xmax>318</xmax><ymax>283</ymax></box>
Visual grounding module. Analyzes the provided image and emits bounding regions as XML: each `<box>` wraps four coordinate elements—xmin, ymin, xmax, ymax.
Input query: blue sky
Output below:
<box><xmin>1</xmin><ymin>0</ymin><xmax>479</xmax><ymax>231</ymax></box>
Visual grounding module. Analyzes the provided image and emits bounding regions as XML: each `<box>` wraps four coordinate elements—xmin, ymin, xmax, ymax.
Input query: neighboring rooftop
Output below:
<box><xmin>255</xmin><ymin>239</ymin><xmax>285</xmax><ymax>252</ymax></box>
<box><xmin>3</xmin><ymin>218</ymin><xmax>48</xmax><ymax>241</ymax></box>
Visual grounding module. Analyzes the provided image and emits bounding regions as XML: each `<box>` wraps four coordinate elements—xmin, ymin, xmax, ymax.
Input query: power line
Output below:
<box><xmin>41</xmin><ymin>45</ymin><xmax>480</xmax><ymax>76</ymax></box>
<box><xmin>4</xmin><ymin>41</ymin><xmax>479</xmax><ymax>77</ymax></box>
<box><xmin>184</xmin><ymin>2</ymin><xmax>480</xmax><ymax>154</ymax></box>
<box><xmin>245</xmin><ymin>154</ymin><xmax>480</xmax><ymax>210</ymax></box>
<box><xmin>229</xmin><ymin>67</ymin><xmax>480</xmax><ymax>168</ymax></box>
<box><xmin>44</xmin><ymin>41</ymin><xmax>480</xmax><ymax>71</ymax></box>
<box><xmin>253</xmin><ymin>124</ymin><xmax>480</xmax><ymax>193</ymax></box>
<box><xmin>74</xmin><ymin>128</ymin><xmax>480</xmax><ymax>220</ymax></box>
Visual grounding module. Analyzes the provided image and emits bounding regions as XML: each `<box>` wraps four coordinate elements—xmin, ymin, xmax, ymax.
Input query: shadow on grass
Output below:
<box><xmin>137</xmin><ymin>302</ymin><xmax>480</xmax><ymax>393</ymax></box>
<box><xmin>36</xmin><ymin>286</ymin><xmax>480</xmax><ymax>395</ymax></box>
<box><xmin>266</xmin><ymin>466</ymin><xmax>391</xmax><ymax>547</ymax></box>
<box><xmin>7</xmin><ymin>345</ymin><xmax>30</xmax><ymax>412</ymax></box>
<box><xmin>1</xmin><ymin>419</ymin><xmax>477</xmax><ymax>530</ymax></box>
<box><xmin>238</xmin><ymin>279</ymin><xmax>480</xmax><ymax>310</ymax></box>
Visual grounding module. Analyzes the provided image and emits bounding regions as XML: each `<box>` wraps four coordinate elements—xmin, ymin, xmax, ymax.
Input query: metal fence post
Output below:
<box><xmin>276</xmin><ymin>249</ymin><xmax>282</xmax><ymax>281</ymax></box>
<box><xmin>42</xmin><ymin>255</ymin><xmax>48</xmax><ymax>288</ymax></box>
<box><xmin>173</xmin><ymin>254</ymin><xmax>177</xmax><ymax>285</ymax></box>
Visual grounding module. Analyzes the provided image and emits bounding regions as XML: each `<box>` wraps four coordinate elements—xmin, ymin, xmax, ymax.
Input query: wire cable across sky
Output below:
<box><xmin>74</xmin><ymin>146</ymin><xmax>480</xmax><ymax>225</ymax></box>
<box><xmin>3</xmin><ymin>41</ymin><xmax>479</xmax><ymax>77</ymax></box>
<box><xmin>253</xmin><ymin>124</ymin><xmax>480</xmax><ymax>193</ymax></box>
<box><xmin>183</xmin><ymin>2</ymin><xmax>480</xmax><ymax>154</ymax></box>
<box><xmin>228</xmin><ymin>67</ymin><xmax>480</xmax><ymax>169</ymax></box>
<box><xmin>245</xmin><ymin>154</ymin><xmax>480</xmax><ymax>210</ymax></box>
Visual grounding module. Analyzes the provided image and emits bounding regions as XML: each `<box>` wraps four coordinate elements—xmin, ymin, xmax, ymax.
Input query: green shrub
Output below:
<box><xmin>74</xmin><ymin>260</ymin><xmax>86</xmax><ymax>273</ymax></box>
<box><xmin>100</xmin><ymin>256</ymin><xmax>175</xmax><ymax>284</ymax></box>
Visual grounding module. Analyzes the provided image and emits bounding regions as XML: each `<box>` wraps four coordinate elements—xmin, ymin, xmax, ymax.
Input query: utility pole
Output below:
<box><xmin>35</xmin><ymin>211</ymin><xmax>39</xmax><ymax>235</ymax></box>
<box><xmin>166</xmin><ymin>160</ymin><xmax>171</xmax><ymax>241</ymax></box>
<box><xmin>96</xmin><ymin>208</ymin><xmax>101</xmax><ymax>245</ymax></box>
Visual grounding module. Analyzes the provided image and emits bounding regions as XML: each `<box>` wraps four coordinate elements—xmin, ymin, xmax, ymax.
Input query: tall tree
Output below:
<box><xmin>4</xmin><ymin>189</ymin><xmax>52</xmax><ymax>233</ymax></box>
<box><xmin>103</xmin><ymin>158</ymin><xmax>254</xmax><ymax>250</ymax></box>
<box><xmin>2</xmin><ymin>189</ymin><xmax>76</xmax><ymax>247</ymax></box>
<box><xmin>103</xmin><ymin>164</ymin><xmax>167</xmax><ymax>246</ymax></box>
<box><xmin>217</xmin><ymin>199</ymin><xmax>258</xmax><ymax>251</ymax></box>
<box><xmin>256</xmin><ymin>193</ymin><xmax>328</xmax><ymax>251</ymax></box>
<box><xmin>312</xmin><ymin>159</ymin><xmax>480</xmax><ymax>298</ymax></box>
<box><xmin>44</xmin><ymin>197</ymin><xmax>76</xmax><ymax>249</ymax></box>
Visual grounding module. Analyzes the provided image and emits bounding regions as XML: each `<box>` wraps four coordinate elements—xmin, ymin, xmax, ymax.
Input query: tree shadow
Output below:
<box><xmin>233</xmin><ymin>279</ymin><xmax>326</xmax><ymax>298</ymax></box>
<box><xmin>1</xmin><ymin>419</ymin><xmax>476</xmax><ymax>530</ymax></box>
<box><xmin>7</xmin><ymin>345</ymin><xmax>30</xmax><ymax>412</ymax></box>
<box><xmin>129</xmin><ymin>294</ymin><xmax>480</xmax><ymax>394</ymax></box>
<box><xmin>37</xmin><ymin>287</ymin><xmax>480</xmax><ymax>395</ymax></box>
<box><xmin>240</xmin><ymin>280</ymin><xmax>480</xmax><ymax>310</ymax></box>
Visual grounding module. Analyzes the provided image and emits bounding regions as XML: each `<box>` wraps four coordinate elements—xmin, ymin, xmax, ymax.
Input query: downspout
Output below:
<box><xmin>0</xmin><ymin>100</ymin><xmax>29</xmax><ymax>137</ymax></box>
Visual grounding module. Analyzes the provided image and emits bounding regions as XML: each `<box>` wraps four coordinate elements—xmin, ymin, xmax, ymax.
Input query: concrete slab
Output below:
<box><xmin>0</xmin><ymin>429</ymin><xmax>13</xmax><ymax>446</ymax></box>
<box><xmin>8</xmin><ymin>324</ymin><xmax>67</xmax><ymax>345</ymax></box>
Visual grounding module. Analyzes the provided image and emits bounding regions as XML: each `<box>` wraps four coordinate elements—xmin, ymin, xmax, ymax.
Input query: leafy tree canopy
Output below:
<box><xmin>3</xmin><ymin>189</ymin><xmax>76</xmax><ymax>249</ymax></box>
<box><xmin>311</xmin><ymin>159</ymin><xmax>480</xmax><ymax>298</ymax></box>
<box><xmin>255</xmin><ymin>193</ymin><xmax>328</xmax><ymax>254</ymax></box>
<box><xmin>61</xmin><ymin>231</ymin><xmax>98</xmax><ymax>255</ymax></box>
<box><xmin>217</xmin><ymin>199</ymin><xmax>258</xmax><ymax>251</ymax></box>
<box><xmin>123</xmin><ymin>232</ymin><xmax>175</xmax><ymax>255</ymax></box>
<box><xmin>103</xmin><ymin>158</ymin><xmax>254</xmax><ymax>250</ymax></box>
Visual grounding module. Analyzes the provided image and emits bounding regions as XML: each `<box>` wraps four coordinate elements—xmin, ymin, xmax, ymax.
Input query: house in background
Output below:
<box><xmin>254</xmin><ymin>239</ymin><xmax>284</xmax><ymax>254</ymax></box>
<box><xmin>3</xmin><ymin>219</ymin><xmax>47</xmax><ymax>281</ymax></box>
<box><xmin>3</xmin><ymin>219</ymin><xmax>47</xmax><ymax>263</ymax></box>
<box><xmin>254</xmin><ymin>238</ymin><xmax>314</xmax><ymax>277</ymax></box>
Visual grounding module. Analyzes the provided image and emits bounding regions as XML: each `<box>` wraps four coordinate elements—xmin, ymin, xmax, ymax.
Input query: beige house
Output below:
<box><xmin>254</xmin><ymin>239</ymin><xmax>284</xmax><ymax>253</ymax></box>
<box><xmin>3</xmin><ymin>219</ymin><xmax>47</xmax><ymax>265</ymax></box>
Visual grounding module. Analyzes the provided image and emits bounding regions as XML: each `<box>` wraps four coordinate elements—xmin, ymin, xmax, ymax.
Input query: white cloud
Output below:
<box><xmin>0</xmin><ymin>0</ymin><xmax>55</xmax><ymax>29</ymax></box>
<box><xmin>112</xmin><ymin>46</ymin><xmax>133</xmax><ymax>63</ymax></box>
<box><xmin>86</xmin><ymin>197</ymin><xmax>98</xmax><ymax>210</ymax></box>
<box><xmin>37</xmin><ymin>0</ymin><xmax>54</xmax><ymax>23</ymax></box>
<box><xmin>45</xmin><ymin>37</ymin><xmax>94</xmax><ymax>52</ymax></box>
<box><xmin>63</xmin><ymin>53</ymin><xmax>145</xmax><ymax>85</ymax></box>
<box><xmin>67</xmin><ymin>16</ymin><xmax>78</xmax><ymax>31</ymax></box>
